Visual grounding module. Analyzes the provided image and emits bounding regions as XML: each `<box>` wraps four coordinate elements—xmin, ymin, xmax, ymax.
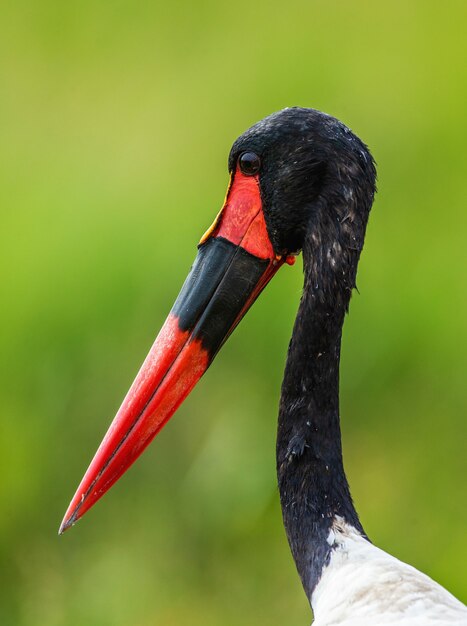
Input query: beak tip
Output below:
<box><xmin>58</xmin><ymin>508</ymin><xmax>78</xmax><ymax>535</ymax></box>
<box><xmin>58</xmin><ymin>519</ymin><xmax>70</xmax><ymax>535</ymax></box>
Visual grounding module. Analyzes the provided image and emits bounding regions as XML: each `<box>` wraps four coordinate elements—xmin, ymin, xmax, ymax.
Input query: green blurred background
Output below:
<box><xmin>1</xmin><ymin>1</ymin><xmax>466</xmax><ymax>624</ymax></box>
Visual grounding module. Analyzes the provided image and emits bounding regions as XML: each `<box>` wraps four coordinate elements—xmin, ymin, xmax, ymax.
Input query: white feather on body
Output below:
<box><xmin>311</xmin><ymin>518</ymin><xmax>467</xmax><ymax>625</ymax></box>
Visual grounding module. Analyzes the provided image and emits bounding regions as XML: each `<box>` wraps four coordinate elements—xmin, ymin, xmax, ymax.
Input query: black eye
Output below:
<box><xmin>239</xmin><ymin>151</ymin><xmax>261</xmax><ymax>176</ymax></box>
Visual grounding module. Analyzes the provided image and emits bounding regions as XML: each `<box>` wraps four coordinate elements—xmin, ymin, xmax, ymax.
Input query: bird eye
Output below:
<box><xmin>239</xmin><ymin>152</ymin><xmax>261</xmax><ymax>176</ymax></box>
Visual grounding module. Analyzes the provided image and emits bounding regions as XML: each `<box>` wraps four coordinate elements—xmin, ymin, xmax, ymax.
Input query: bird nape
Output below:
<box><xmin>60</xmin><ymin>108</ymin><xmax>467</xmax><ymax>625</ymax></box>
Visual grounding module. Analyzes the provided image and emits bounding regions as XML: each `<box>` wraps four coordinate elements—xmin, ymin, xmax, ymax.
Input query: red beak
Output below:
<box><xmin>59</xmin><ymin>167</ymin><xmax>294</xmax><ymax>533</ymax></box>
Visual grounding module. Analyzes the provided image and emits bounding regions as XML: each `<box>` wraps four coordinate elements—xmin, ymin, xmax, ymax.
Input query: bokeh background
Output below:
<box><xmin>1</xmin><ymin>1</ymin><xmax>466</xmax><ymax>624</ymax></box>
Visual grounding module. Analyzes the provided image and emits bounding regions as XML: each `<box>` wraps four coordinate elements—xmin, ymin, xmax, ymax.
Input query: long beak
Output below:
<box><xmin>59</xmin><ymin>166</ymin><xmax>295</xmax><ymax>533</ymax></box>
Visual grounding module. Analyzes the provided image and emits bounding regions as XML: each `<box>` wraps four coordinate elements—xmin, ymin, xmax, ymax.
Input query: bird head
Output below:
<box><xmin>60</xmin><ymin>108</ymin><xmax>376</xmax><ymax>533</ymax></box>
<box><xmin>229</xmin><ymin>107</ymin><xmax>376</xmax><ymax>258</ymax></box>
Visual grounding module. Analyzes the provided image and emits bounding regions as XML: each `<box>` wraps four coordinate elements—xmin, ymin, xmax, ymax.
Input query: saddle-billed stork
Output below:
<box><xmin>60</xmin><ymin>108</ymin><xmax>467</xmax><ymax>624</ymax></box>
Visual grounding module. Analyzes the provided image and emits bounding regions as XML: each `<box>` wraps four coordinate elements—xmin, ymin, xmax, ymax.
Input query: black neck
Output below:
<box><xmin>276</xmin><ymin>234</ymin><xmax>366</xmax><ymax>600</ymax></box>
